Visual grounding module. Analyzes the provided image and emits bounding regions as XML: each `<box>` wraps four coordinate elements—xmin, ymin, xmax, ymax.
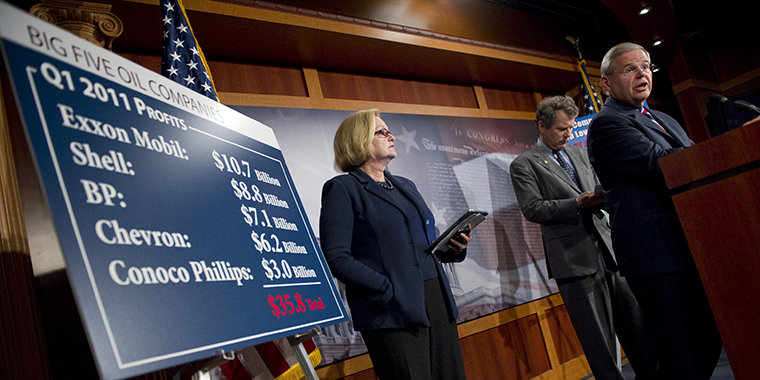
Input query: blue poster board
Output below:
<box><xmin>567</xmin><ymin>114</ymin><xmax>593</xmax><ymax>149</ymax></box>
<box><xmin>0</xmin><ymin>2</ymin><xmax>347</xmax><ymax>379</ymax></box>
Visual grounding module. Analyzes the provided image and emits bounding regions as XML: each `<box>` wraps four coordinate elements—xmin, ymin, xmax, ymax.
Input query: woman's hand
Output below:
<box><xmin>446</xmin><ymin>224</ymin><xmax>471</xmax><ymax>252</ymax></box>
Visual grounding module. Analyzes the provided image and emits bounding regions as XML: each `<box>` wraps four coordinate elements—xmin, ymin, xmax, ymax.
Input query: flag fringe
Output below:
<box><xmin>309</xmin><ymin>347</ymin><xmax>322</xmax><ymax>368</ymax></box>
<box><xmin>273</xmin><ymin>348</ymin><xmax>321</xmax><ymax>380</ymax></box>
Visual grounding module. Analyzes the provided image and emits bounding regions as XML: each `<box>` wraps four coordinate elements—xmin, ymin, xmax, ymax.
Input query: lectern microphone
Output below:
<box><xmin>710</xmin><ymin>94</ymin><xmax>760</xmax><ymax>115</ymax></box>
<box><xmin>734</xmin><ymin>100</ymin><xmax>760</xmax><ymax>115</ymax></box>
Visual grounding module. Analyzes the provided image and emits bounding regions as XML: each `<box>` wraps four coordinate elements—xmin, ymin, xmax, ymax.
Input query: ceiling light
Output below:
<box><xmin>639</xmin><ymin>6</ymin><xmax>652</xmax><ymax>15</ymax></box>
<box><xmin>652</xmin><ymin>39</ymin><xmax>663</xmax><ymax>46</ymax></box>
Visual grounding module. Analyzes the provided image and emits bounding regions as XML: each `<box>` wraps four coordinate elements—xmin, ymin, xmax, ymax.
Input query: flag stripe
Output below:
<box><xmin>254</xmin><ymin>341</ymin><xmax>292</xmax><ymax>376</ymax></box>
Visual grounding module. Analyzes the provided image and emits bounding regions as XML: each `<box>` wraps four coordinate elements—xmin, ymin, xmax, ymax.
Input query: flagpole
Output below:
<box><xmin>567</xmin><ymin>37</ymin><xmax>603</xmax><ymax>116</ymax></box>
<box><xmin>566</xmin><ymin>36</ymin><xmax>582</xmax><ymax>61</ymax></box>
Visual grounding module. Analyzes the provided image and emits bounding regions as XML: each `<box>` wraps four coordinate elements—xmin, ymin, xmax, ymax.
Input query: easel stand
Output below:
<box><xmin>179</xmin><ymin>326</ymin><xmax>323</xmax><ymax>380</ymax></box>
<box><xmin>288</xmin><ymin>326</ymin><xmax>322</xmax><ymax>380</ymax></box>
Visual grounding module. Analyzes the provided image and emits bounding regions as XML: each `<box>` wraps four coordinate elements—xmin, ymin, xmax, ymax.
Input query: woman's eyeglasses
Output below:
<box><xmin>374</xmin><ymin>128</ymin><xmax>393</xmax><ymax>138</ymax></box>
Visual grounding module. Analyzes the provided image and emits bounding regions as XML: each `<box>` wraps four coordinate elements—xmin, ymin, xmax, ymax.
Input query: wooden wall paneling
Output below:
<box><xmin>723</xmin><ymin>73</ymin><xmax>760</xmax><ymax>98</ymax></box>
<box><xmin>481</xmin><ymin>87</ymin><xmax>538</xmax><ymax>112</ymax></box>
<box><xmin>334</xmin><ymin>368</ymin><xmax>377</xmax><ymax>380</ymax></box>
<box><xmin>460</xmin><ymin>313</ymin><xmax>551</xmax><ymax>380</ymax></box>
<box><xmin>455</xmin><ymin>293</ymin><xmax>589</xmax><ymax>380</ymax></box>
<box><xmin>165</xmin><ymin>0</ymin><xmax>580</xmax><ymax>85</ymax></box>
<box><xmin>457</xmin><ymin>292</ymin><xmax>540</xmax><ymax>339</ymax></box>
<box><xmin>533</xmin><ymin>294</ymin><xmax>592</xmax><ymax>380</ymax></box>
<box><xmin>118</xmin><ymin>53</ymin><xmax>161</xmax><ymax>74</ymax></box>
<box><xmin>116</xmin><ymin>54</ymin><xmax>310</xmax><ymax>97</ymax></box>
<box><xmin>316</xmin><ymin>352</ymin><xmax>375</xmax><ymax>380</ymax></box>
<box><xmin>666</xmin><ymin>38</ymin><xmax>760</xmax><ymax>142</ymax></box>
<box><xmin>303</xmin><ymin>67</ymin><xmax>325</xmax><ymax>104</ymax></box>
<box><xmin>317</xmin><ymin>71</ymin><xmax>479</xmax><ymax>108</ymax></box>
<box><xmin>314</xmin><ymin>293</ymin><xmax>591</xmax><ymax>380</ymax></box>
<box><xmin>706</xmin><ymin>43</ymin><xmax>760</xmax><ymax>87</ymax></box>
<box><xmin>209</xmin><ymin>61</ymin><xmax>308</xmax><ymax>96</ymax></box>
<box><xmin>218</xmin><ymin>92</ymin><xmax>318</xmax><ymax>109</ymax></box>
<box><xmin>114</xmin><ymin>45</ymin><xmax>543</xmax><ymax>121</ymax></box>
<box><xmin>544</xmin><ymin>305</ymin><xmax>584</xmax><ymax>364</ymax></box>
<box><xmin>245</xmin><ymin>0</ymin><xmax>583</xmax><ymax>63</ymax></box>
<box><xmin>534</xmin><ymin>294</ymin><xmax>561</xmax><ymax>370</ymax></box>
<box><xmin>674</xmin><ymin>86</ymin><xmax>712</xmax><ymax>143</ymax></box>
<box><xmin>219</xmin><ymin>93</ymin><xmax>491</xmax><ymax>118</ymax></box>
<box><xmin>473</xmin><ymin>85</ymin><xmax>489</xmax><ymax>115</ymax></box>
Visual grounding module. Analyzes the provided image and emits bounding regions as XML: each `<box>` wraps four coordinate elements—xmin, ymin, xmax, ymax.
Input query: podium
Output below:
<box><xmin>659</xmin><ymin>119</ymin><xmax>760</xmax><ymax>380</ymax></box>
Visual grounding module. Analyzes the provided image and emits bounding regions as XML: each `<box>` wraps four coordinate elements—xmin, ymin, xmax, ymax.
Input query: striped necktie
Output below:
<box><xmin>551</xmin><ymin>149</ymin><xmax>578</xmax><ymax>186</ymax></box>
<box><xmin>641</xmin><ymin>108</ymin><xmax>667</xmax><ymax>133</ymax></box>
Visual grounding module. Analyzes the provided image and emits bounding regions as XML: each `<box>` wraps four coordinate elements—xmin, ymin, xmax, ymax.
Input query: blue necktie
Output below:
<box><xmin>552</xmin><ymin>149</ymin><xmax>578</xmax><ymax>186</ymax></box>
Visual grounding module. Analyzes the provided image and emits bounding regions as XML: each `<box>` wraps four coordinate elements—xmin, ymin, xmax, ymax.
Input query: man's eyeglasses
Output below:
<box><xmin>611</xmin><ymin>63</ymin><xmax>657</xmax><ymax>78</ymax></box>
<box><xmin>374</xmin><ymin>128</ymin><xmax>393</xmax><ymax>138</ymax></box>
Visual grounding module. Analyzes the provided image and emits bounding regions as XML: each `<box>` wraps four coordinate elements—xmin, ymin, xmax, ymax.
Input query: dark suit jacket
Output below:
<box><xmin>510</xmin><ymin>144</ymin><xmax>615</xmax><ymax>279</ymax></box>
<box><xmin>588</xmin><ymin>97</ymin><xmax>694</xmax><ymax>276</ymax></box>
<box><xmin>319</xmin><ymin>168</ymin><xmax>463</xmax><ymax>331</ymax></box>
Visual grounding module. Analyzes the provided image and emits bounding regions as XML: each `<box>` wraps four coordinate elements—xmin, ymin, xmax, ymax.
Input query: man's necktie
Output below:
<box><xmin>641</xmin><ymin>108</ymin><xmax>667</xmax><ymax>133</ymax></box>
<box><xmin>551</xmin><ymin>149</ymin><xmax>578</xmax><ymax>186</ymax></box>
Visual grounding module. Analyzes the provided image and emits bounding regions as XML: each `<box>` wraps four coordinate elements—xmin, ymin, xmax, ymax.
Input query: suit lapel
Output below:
<box><xmin>637</xmin><ymin>110</ymin><xmax>691</xmax><ymax>147</ymax></box>
<box><xmin>646</xmin><ymin>109</ymin><xmax>692</xmax><ymax>148</ymax></box>
<box><xmin>350</xmin><ymin>169</ymin><xmax>428</xmax><ymax>238</ymax></box>
<box><xmin>352</xmin><ymin>169</ymin><xmax>399</xmax><ymax>210</ymax></box>
<box><xmin>637</xmin><ymin>109</ymin><xmax>667</xmax><ymax>133</ymax></box>
<box><xmin>531</xmin><ymin>145</ymin><xmax>580</xmax><ymax>192</ymax></box>
<box><xmin>565</xmin><ymin>148</ymin><xmax>592</xmax><ymax>193</ymax></box>
<box><xmin>607</xmin><ymin>98</ymin><xmax>685</xmax><ymax>148</ymax></box>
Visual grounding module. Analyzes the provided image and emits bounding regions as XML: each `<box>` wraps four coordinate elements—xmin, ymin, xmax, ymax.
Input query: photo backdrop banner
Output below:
<box><xmin>230</xmin><ymin>106</ymin><xmax>559</xmax><ymax>365</ymax></box>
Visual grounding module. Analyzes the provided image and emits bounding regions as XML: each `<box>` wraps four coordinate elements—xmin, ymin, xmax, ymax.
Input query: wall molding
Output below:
<box><xmin>672</xmin><ymin>67</ymin><xmax>760</xmax><ymax>95</ymax></box>
<box><xmin>125</xmin><ymin>0</ymin><xmax>583</xmax><ymax>74</ymax></box>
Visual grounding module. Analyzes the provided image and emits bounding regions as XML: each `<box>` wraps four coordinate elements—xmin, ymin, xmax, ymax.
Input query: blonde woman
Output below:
<box><xmin>319</xmin><ymin>109</ymin><xmax>469</xmax><ymax>380</ymax></box>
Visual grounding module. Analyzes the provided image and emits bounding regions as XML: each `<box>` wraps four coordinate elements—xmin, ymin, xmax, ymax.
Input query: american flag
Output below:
<box><xmin>577</xmin><ymin>59</ymin><xmax>601</xmax><ymax>115</ymax></box>
<box><xmin>160</xmin><ymin>0</ymin><xmax>218</xmax><ymax>101</ymax></box>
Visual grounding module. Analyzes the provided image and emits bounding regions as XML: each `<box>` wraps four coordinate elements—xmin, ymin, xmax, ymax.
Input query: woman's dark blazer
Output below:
<box><xmin>319</xmin><ymin>168</ymin><xmax>464</xmax><ymax>331</ymax></box>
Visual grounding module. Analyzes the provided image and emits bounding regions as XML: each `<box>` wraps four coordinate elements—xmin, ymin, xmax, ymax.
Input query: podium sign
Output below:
<box><xmin>0</xmin><ymin>2</ymin><xmax>347</xmax><ymax>379</ymax></box>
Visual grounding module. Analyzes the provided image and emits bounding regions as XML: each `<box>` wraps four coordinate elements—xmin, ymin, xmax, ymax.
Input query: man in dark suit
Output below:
<box><xmin>588</xmin><ymin>42</ymin><xmax>723</xmax><ymax>379</ymax></box>
<box><xmin>510</xmin><ymin>96</ymin><xmax>656</xmax><ymax>380</ymax></box>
